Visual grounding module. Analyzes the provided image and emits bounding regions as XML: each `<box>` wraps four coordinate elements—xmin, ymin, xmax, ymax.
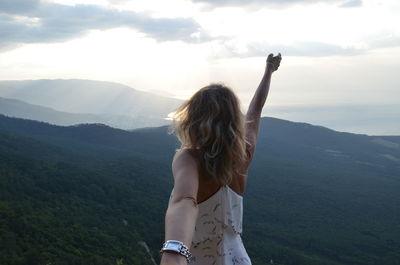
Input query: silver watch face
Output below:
<box><xmin>164</xmin><ymin>241</ymin><xmax>181</xmax><ymax>252</ymax></box>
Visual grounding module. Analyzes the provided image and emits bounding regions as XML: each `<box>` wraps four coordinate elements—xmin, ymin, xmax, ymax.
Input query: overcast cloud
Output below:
<box><xmin>0</xmin><ymin>0</ymin><xmax>395</xmax><ymax>57</ymax></box>
<box><xmin>0</xmin><ymin>1</ymin><xmax>202</xmax><ymax>50</ymax></box>
<box><xmin>339</xmin><ymin>0</ymin><xmax>363</xmax><ymax>8</ymax></box>
<box><xmin>235</xmin><ymin>34</ymin><xmax>400</xmax><ymax>57</ymax></box>
<box><xmin>0</xmin><ymin>0</ymin><xmax>40</xmax><ymax>14</ymax></box>
<box><xmin>240</xmin><ymin>41</ymin><xmax>362</xmax><ymax>57</ymax></box>
<box><xmin>191</xmin><ymin>0</ymin><xmax>362</xmax><ymax>8</ymax></box>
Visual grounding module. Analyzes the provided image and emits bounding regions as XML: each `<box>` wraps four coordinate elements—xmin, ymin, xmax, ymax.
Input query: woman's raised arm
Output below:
<box><xmin>245</xmin><ymin>53</ymin><xmax>281</xmax><ymax>159</ymax></box>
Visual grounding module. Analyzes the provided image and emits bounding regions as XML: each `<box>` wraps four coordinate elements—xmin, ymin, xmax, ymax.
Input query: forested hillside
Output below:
<box><xmin>0</xmin><ymin>114</ymin><xmax>399</xmax><ymax>265</ymax></box>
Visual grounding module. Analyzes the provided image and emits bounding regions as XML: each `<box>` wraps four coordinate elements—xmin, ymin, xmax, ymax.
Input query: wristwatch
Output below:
<box><xmin>160</xmin><ymin>240</ymin><xmax>193</xmax><ymax>263</ymax></box>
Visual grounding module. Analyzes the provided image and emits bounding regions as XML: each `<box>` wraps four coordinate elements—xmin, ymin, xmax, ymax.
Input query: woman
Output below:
<box><xmin>160</xmin><ymin>53</ymin><xmax>282</xmax><ymax>265</ymax></box>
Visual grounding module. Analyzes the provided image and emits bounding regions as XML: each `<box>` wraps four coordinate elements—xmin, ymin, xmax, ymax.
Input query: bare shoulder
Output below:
<box><xmin>172</xmin><ymin>149</ymin><xmax>199</xmax><ymax>175</ymax></box>
<box><xmin>173</xmin><ymin>149</ymin><xmax>197</xmax><ymax>164</ymax></box>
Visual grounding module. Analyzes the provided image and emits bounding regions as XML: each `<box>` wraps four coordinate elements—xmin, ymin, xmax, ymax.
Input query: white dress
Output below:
<box><xmin>169</xmin><ymin>185</ymin><xmax>252</xmax><ymax>265</ymax></box>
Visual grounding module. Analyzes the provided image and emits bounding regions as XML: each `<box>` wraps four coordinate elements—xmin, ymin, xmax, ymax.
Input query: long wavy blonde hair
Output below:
<box><xmin>170</xmin><ymin>83</ymin><xmax>247</xmax><ymax>185</ymax></box>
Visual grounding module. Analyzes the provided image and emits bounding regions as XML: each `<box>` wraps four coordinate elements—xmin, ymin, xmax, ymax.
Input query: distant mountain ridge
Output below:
<box><xmin>0</xmin><ymin>113</ymin><xmax>398</xmax><ymax>169</ymax></box>
<box><xmin>0</xmin><ymin>79</ymin><xmax>182</xmax><ymax>129</ymax></box>
<box><xmin>0</xmin><ymin>97</ymin><xmax>170</xmax><ymax>129</ymax></box>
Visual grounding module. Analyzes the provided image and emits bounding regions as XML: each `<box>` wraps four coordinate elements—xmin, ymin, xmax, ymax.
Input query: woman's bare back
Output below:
<box><xmin>185</xmin><ymin>148</ymin><xmax>250</xmax><ymax>204</ymax></box>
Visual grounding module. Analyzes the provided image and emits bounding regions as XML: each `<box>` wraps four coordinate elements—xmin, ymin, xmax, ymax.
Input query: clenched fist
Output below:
<box><xmin>267</xmin><ymin>53</ymin><xmax>282</xmax><ymax>72</ymax></box>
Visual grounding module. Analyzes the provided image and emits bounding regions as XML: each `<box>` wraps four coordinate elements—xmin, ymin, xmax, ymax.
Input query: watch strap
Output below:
<box><xmin>160</xmin><ymin>240</ymin><xmax>193</xmax><ymax>263</ymax></box>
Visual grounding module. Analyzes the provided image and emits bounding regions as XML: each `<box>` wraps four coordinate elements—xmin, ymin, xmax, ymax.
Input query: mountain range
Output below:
<box><xmin>0</xmin><ymin>79</ymin><xmax>182</xmax><ymax>129</ymax></box>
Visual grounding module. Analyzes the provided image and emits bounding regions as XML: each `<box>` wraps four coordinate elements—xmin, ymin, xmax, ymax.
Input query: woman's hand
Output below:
<box><xmin>266</xmin><ymin>53</ymin><xmax>282</xmax><ymax>72</ymax></box>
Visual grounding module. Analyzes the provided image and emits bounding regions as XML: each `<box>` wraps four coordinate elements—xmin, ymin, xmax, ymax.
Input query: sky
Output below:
<box><xmin>0</xmin><ymin>0</ymin><xmax>399</xmax><ymax>135</ymax></box>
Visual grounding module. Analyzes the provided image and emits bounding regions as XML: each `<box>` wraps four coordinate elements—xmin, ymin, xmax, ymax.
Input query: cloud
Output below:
<box><xmin>0</xmin><ymin>1</ymin><xmax>203</xmax><ymax>51</ymax></box>
<box><xmin>221</xmin><ymin>40</ymin><xmax>363</xmax><ymax>57</ymax></box>
<box><xmin>107</xmin><ymin>0</ymin><xmax>130</xmax><ymax>4</ymax></box>
<box><xmin>339</xmin><ymin>0</ymin><xmax>362</xmax><ymax>8</ymax></box>
<box><xmin>369</xmin><ymin>35</ymin><xmax>400</xmax><ymax>50</ymax></box>
<box><xmin>236</xmin><ymin>34</ymin><xmax>400</xmax><ymax>58</ymax></box>
<box><xmin>191</xmin><ymin>0</ymin><xmax>362</xmax><ymax>8</ymax></box>
<box><xmin>0</xmin><ymin>0</ymin><xmax>40</xmax><ymax>14</ymax></box>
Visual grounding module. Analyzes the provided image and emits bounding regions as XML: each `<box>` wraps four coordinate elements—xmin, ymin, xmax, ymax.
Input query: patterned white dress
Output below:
<box><xmin>170</xmin><ymin>185</ymin><xmax>252</xmax><ymax>265</ymax></box>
